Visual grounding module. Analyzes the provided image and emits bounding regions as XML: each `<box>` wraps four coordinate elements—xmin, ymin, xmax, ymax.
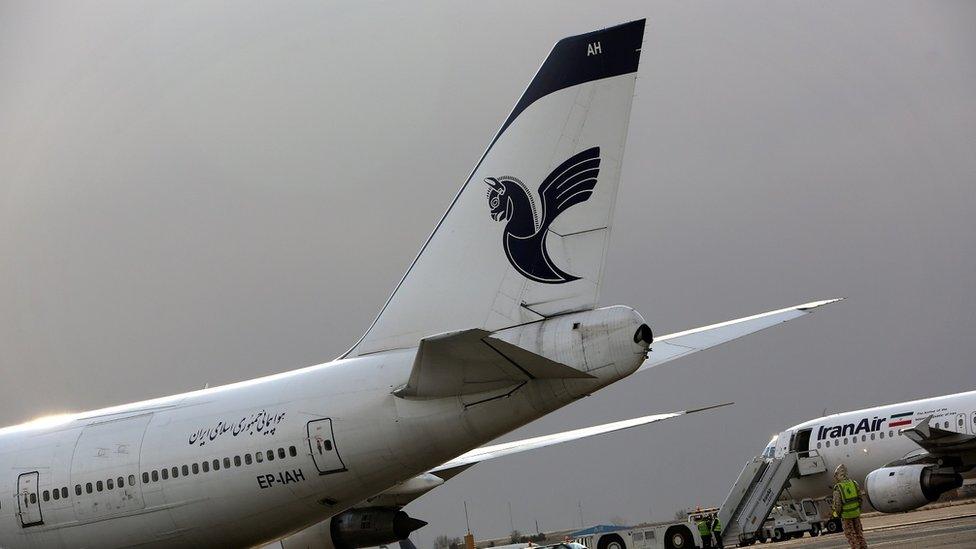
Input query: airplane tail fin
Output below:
<box><xmin>346</xmin><ymin>20</ymin><xmax>645</xmax><ymax>357</ymax></box>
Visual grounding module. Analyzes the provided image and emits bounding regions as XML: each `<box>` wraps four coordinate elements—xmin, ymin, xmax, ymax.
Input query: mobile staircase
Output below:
<box><xmin>716</xmin><ymin>450</ymin><xmax>827</xmax><ymax>545</ymax></box>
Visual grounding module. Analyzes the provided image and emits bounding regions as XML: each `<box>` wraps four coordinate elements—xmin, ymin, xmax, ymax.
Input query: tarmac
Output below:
<box><xmin>766</xmin><ymin>499</ymin><xmax>976</xmax><ymax>548</ymax></box>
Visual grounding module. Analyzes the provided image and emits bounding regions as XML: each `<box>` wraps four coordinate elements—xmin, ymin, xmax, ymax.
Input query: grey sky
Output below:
<box><xmin>2</xmin><ymin>1</ymin><xmax>975</xmax><ymax>546</ymax></box>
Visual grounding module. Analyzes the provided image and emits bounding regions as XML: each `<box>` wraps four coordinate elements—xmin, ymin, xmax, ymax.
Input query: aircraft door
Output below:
<box><xmin>306</xmin><ymin>418</ymin><xmax>347</xmax><ymax>475</ymax></box>
<box><xmin>793</xmin><ymin>428</ymin><xmax>812</xmax><ymax>453</ymax></box>
<box><xmin>17</xmin><ymin>472</ymin><xmax>43</xmax><ymax>527</ymax></box>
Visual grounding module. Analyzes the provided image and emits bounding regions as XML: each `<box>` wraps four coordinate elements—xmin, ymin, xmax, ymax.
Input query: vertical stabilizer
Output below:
<box><xmin>346</xmin><ymin>20</ymin><xmax>645</xmax><ymax>357</ymax></box>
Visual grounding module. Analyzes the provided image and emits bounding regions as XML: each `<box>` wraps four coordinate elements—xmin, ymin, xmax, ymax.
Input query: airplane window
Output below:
<box><xmin>880</xmin><ymin>432</ymin><xmax>885</xmax><ymax>439</ymax></box>
<box><xmin>944</xmin><ymin>421</ymin><xmax>949</xmax><ymax>429</ymax></box>
<box><xmin>171</xmin><ymin>466</ymin><xmax>178</xmax><ymax>478</ymax></box>
<box><xmin>213</xmin><ymin>459</ymin><xmax>220</xmax><ymax>471</ymax></box>
<box><xmin>61</xmin><ymin>487</ymin><xmax>68</xmax><ymax>499</ymax></box>
<box><xmin>202</xmin><ymin>461</ymin><xmax>210</xmax><ymax>473</ymax></box>
<box><xmin>289</xmin><ymin>446</ymin><xmax>297</xmax><ymax>457</ymax></box>
<box><xmin>53</xmin><ymin>489</ymin><xmax>59</xmax><ymax>500</ymax></box>
<box><xmin>223</xmin><ymin>457</ymin><xmax>231</xmax><ymax>468</ymax></box>
<box><xmin>245</xmin><ymin>454</ymin><xmax>253</xmax><ymax>465</ymax></box>
<box><xmin>107</xmin><ymin>478</ymin><xmax>114</xmax><ymax>490</ymax></box>
<box><xmin>143</xmin><ymin>472</ymin><xmax>150</xmax><ymax>483</ymax></box>
<box><xmin>96</xmin><ymin>480</ymin><xmax>103</xmax><ymax>492</ymax></box>
<box><xmin>182</xmin><ymin>465</ymin><xmax>189</xmax><ymax>476</ymax></box>
<box><xmin>889</xmin><ymin>430</ymin><xmax>894</xmax><ymax>437</ymax></box>
<box><xmin>234</xmin><ymin>456</ymin><xmax>241</xmax><ymax>467</ymax></box>
<box><xmin>870</xmin><ymin>433</ymin><xmax>875</xmax><ymax>440</ymax></box>
<box><xmin>43</xmin><ymin>490</ymin><xmax>50</xmax><ymax>502</ymax></box>
<box><xmin>278</xmin><ymin>448</ymin><xmax>286</xmax><ymax>459</ymax></box>
<box><xmin>30</xmin><ymin>493</ymin><xmax>36</xmax><ymax>504</ymax></box>
<box><xmin>256</xmin><ymin>452</ymin><xmax>264</xmax><ymax>463</ymax></box>
<box><xmin>816</xmin><ymin>442</ymin><xmax>821</xmax><ymax>449</ymax></box>
<box><xmin>161</xmin><ymin>469</ymin><xmax>169</xmax><ymax>480</ymax></box>
<box><xmin>267</xmin><ymin>450</ymin><xmax>275</xmax><ymax>461</ymax></box>
<box><xmin>852</xmin><ymin>436</ymin><xmax>857</xmax><ymax>444</ymax></box>
<box><xmin>76</xmin><ymin>485</ymin><xmax>82</xmax><ymax>496</ymax></box>
<box><xmin>324</xmin><ymin>440</ymin><xmax>333</xmax><ymax>451</ymax></box>
<box><xmin>151</xmin><ymin>471</ymin><xmax>159</xmax><ymax>482</ymax></box>
<box><xmin>843</xmin><ymin>437</ymin><xmax>848</xmax><ymax>445</ymax></box>
<box><xmin>861</xmin><ymin>435</ymin><xmax>866</xmax><ymax>442</ymax></box>
<box><xmin>118</xmin><ymin>476</ymin><xmax>124</xmax><ymax>488</ymax></box>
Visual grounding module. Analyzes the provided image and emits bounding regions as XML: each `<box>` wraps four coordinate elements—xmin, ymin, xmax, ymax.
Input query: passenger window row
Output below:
<box><xmin>141</xmin><ymin>445</ymin><xmax>299</xmax><ymax>485</ymax></box>
<box><xmin>817</xmin><ymin>429</ymin><xmax>901</xmax><ymax>449</ymax></box>
<box><xmin>41</xmin><ymin>486</ymin><xmax>69</xmax><ymax>502</ymax></box>
<box><xmin>41</xmin><ymin>446</ymin><xmax>299</xmax><ymax>501</ymax></box>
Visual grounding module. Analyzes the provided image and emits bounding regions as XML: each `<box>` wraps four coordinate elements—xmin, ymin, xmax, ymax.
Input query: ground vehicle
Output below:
<box><xmin>576</xmin><ymin>520</ymin><xmax>703</xmax><ymax>549</ymax></box>
<box><xmin>753</xmin><ymin>499</ymin><xmax>839</xmax><ymax>543</ymax></box>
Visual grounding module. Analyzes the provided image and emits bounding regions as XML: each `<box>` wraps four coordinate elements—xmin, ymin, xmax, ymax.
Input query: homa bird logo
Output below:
<box><xmin>485</xmin><ymin>147</ymin><xmax>601</xmax><ymax>284</ymax></box>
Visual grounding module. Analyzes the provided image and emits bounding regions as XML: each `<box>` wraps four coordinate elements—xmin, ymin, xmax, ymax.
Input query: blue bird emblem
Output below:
<box><xmin>485</xmin><ymin>147</ymin><xmax>600</xmax><ymax>284</ymax></box>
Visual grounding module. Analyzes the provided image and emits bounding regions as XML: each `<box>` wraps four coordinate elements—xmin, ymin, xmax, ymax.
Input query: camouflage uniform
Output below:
<box><xmin>832</xmin><ymin>464</ymin><xmax>868</xmax><ymax>549</ymax></box>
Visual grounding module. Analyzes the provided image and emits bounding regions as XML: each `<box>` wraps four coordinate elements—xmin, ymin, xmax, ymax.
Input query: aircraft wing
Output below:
<box><xmin>365</xmin><ymin>403</ymin><xmax>730</xmax><ymax>508</ymax></box>
<box><xmin>901</xmin><ymin>415</ymin><xmax>976</xmax><ymax>456</ymax></box>
<box><xmin>637</xmin><ymin>299</ymin><xmax>843</xmax><ymax>372</ymax></box>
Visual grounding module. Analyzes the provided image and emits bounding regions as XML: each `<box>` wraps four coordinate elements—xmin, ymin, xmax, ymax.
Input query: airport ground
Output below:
<box><xmin>766</xmin><ymin>499</ymin><xmax>976</xmax><ymax>548</ymax></box>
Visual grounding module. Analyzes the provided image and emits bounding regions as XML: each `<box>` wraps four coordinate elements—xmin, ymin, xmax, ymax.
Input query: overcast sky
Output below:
<box><xmin>2</xmin><ymin>1</ymin><xmax>975</xmax><ymax>546</ymax></box>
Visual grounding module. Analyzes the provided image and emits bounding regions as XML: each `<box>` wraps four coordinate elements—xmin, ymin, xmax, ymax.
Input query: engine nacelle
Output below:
<box><xmin>280</xmin><ymin>508</ymin><xmax>426</xmax><ymax>549</ymax></box>
<box><xmin>331</xmin><ymin>508</ymin><xmax>427</xmax><ymax>549</ymax></box>
<box><xmin>866</xmin><ymin>465</ymin><xmax>962</xmax><ymax>513</ymax></box>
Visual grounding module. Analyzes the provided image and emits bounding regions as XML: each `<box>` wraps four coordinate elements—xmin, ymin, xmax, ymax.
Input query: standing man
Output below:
<box><xmin>709</xmin><ymin>515</ymin><xmax>723</xmax><ymax>549</ymax></box>
<box><xmin>832</xmin><ymin>464</ymin><xmax>868</xmax><ymax>548</ymax></box>
<box><xmin>696</xmin><ymin>515</ymin><xmax>712</xmax><ymax>549</ymax></box>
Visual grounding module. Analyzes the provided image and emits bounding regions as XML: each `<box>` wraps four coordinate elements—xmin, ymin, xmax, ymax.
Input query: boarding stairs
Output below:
<box><xmin>716</xmin><ymin>450</ymin><xmax>827</xmax><ymax>545</ymax></box>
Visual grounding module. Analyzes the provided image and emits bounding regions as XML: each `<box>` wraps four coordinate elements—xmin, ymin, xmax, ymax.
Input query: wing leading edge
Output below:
<box><xmin>366</xmin><ymin>403</ymin><xmax>731</xmax><ymax>508</ymax></box>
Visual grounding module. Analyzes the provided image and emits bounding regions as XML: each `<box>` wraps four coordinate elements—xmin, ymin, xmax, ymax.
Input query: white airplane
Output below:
<box><xmin>764</xmin><ymin>390</ymin><xmax>975</xmax><ymax>512</ymax></box>
<box><xmin>0</xmin><ymin>19</ymin><xmax>838</xmax><ymax>549</ymax></box>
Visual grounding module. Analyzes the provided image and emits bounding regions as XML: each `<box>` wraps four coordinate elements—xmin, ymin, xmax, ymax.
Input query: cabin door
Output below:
<box><xmin>17</xmin><ymin>471</ymin><xmax>43</xmax><ymax>527</ymax></box>
<box><xmin>306</xmin><ymin>418</ymin><xmax>347</xmax><ymax>475</ymax></box>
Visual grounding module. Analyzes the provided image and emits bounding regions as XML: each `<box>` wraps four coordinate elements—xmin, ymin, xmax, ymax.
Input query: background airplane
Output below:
<box><xmin>766</xmin><ymin>390</ymin><xmax>976</xmax><ymax>512</ymax></box>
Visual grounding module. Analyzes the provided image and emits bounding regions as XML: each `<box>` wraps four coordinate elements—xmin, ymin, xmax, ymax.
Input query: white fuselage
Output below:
<box><xmin>769</xmin><ymin>390</ymin><xmax>976</xmax><ymax>502</ymax></box>
<box><xmin>0</xmin><ymin>307</ymin><xmax>648</xmax><ymax>548</ymax></box>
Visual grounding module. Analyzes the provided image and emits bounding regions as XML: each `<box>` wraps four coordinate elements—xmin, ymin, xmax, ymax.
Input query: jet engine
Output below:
<box><xmin>281</xmin><ymin>508</ymin><xmax>426</xmax><ymax>549</ymax></box>
<box><xmin>865</xmin><ymin>464</ymin><xmax>962</xmax><ymax>513</ymax></box>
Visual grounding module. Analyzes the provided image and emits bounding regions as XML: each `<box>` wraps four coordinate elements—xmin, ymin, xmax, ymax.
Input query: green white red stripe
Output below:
<box><xmin>889</xmin><ymin>411</ymin><xmax>913</xmax><ymax>427</ymax></box>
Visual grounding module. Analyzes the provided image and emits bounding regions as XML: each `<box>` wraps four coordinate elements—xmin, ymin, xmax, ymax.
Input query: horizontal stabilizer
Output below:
<box><xmin>394</xmin><ymin>329</ymin><xmax>592</xmax><ymax>399</ymax></box>
<box><xmin>637</xmin><ymin>298</ymin><xmax>843</xmax><ymax>372</ymax></box>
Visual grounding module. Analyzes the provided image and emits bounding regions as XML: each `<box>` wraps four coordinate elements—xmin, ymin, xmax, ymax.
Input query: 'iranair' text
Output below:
<box><xmin>817</xmin><ymin>417</ymin><xmax>887</xmax><ymax>440</ymax></box>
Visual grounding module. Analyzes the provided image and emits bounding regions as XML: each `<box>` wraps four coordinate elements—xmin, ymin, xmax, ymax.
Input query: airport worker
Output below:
<box><xmin>831</xmin><ymin>463</ymin><xmax>868</xmax><ymax>549</ymax></box>
<box><xmin>696</xmin><ymin>516</ymin><xmax>712</xmax><ymax>548</ymax></box>
<box><xmin>710</xmin><ymin>516</ymin><xmax>723</xmax><ymax>549</ymax></box>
